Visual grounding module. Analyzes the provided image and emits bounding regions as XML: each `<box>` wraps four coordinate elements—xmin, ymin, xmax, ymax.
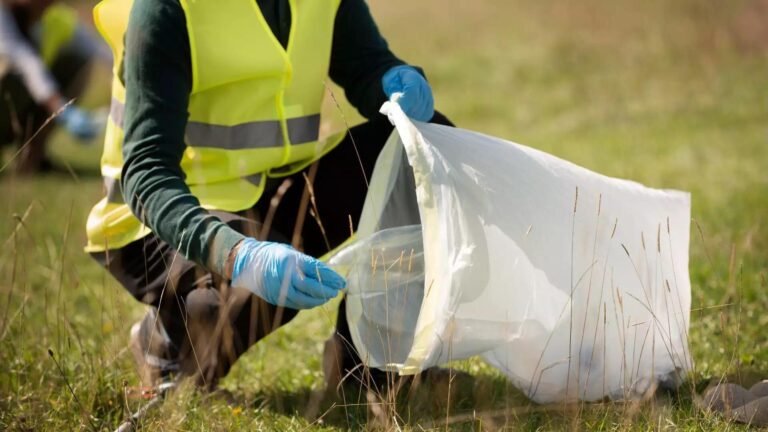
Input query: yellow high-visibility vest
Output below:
<box><xmin>40</xmin><ymin>4</ymin><xmax>78</xmax><ymax>66</ymax></box>
<box><xmin>85</xmin><ymin>0</ymin><xmax>345</xmax><ymax>252</ymax></box>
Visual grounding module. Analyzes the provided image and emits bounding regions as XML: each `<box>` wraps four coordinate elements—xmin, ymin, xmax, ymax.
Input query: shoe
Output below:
<box><xmin>701</xmin><ymin>380</ymin><xmax>768</xmax><ymax>427</ymax></box>
<box><xmin>129</xmin><ymin>310</ymin><xmax>179</xmax><ymax>388</ymax></box>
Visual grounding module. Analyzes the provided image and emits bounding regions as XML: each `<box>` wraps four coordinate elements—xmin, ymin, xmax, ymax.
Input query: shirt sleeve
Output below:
<box><xmin>121</xmin><ymin>0</ymin><xmax>243</xmax><ymax>275</ymax></box>
<box><xmin>0</xmin><ymin>5</ymin><xmax>58</xmax><ymax>104</ymax></box>
<box><xmin>328</xmin><ymin>0</ymin><xmax>407</xmax><ymax>119</ymax></box>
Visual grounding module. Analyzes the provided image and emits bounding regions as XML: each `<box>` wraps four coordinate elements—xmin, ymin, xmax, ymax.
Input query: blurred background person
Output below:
<box><xmin>0</xmin><ymin>0</ymin><xmax>111</xmax><ymax>174</ymax></box>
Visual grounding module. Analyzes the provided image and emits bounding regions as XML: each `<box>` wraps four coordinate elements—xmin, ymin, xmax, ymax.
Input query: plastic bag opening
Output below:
<box><xmin>330</xmin><ymin>225</ymin><xmax>425</xmax><ymax>370</ymax></box>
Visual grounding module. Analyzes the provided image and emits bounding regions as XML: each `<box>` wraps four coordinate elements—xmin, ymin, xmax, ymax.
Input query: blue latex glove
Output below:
<box><xmin>56</xmin><ymin>105</ymin><xmax>98</xmax><ymax>140</ymax></box>
<box><xmin>230</xmin><ymin>238</ymin><xmax>346</xmax><ymax>310</ymax></box>
<box><xmin>381</xmin><ymin>65</ymin><xmax>435</xmax><ymax>122</ymax></box>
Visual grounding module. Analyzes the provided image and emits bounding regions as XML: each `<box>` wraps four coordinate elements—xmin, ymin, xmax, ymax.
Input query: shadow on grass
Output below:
<box><xmin>239</xmin><ymin>370</ymin><xmax>737</xmax><ymax>430</ymax></box>
<box><xmin>246</xmin><ymin>371</ymin><xmax>536</xmax><ymax>430</ymax></box>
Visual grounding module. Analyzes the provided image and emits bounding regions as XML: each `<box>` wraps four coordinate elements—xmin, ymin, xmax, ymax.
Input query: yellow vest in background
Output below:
<box><xmin>85</xmin><ymin>0</ymin><xmax>344</xmax><ymax>252</ymax></box>
<box><xmin>40</xmin><ymin>4</ymin><xmax>78</xmax><ymax>66</ymax></box>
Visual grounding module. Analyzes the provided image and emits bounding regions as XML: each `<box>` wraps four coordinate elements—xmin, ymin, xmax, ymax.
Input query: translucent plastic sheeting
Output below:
<box><xmin>328</xmin><ymin>99</ymin><xmax>692</xmax><ymax>403</ymax></box>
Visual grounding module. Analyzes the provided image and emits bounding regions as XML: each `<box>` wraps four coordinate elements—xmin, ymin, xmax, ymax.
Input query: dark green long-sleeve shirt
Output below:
<box><xmin>120</xmin><ymin>0</ymin><xmax>407</xmax><ymax>275</ymax></box>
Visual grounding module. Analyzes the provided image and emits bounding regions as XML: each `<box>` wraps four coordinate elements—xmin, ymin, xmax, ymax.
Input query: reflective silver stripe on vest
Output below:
<box><xmin>108</xmin><ymin>98</ymin><xmax>318</xmax><ymax>149</ymax></box>
<box><xmin>185</xmin><ymin>115</ymin><xmax>320</xmax><ymax>150</ymax></box>
<box><xmin>186</xmin><ymin>120</ymin><xmax>282</xmax><ymax>150</ymax></box>
<box><xmin>104</xmin><ymin>177</ymin><xmax>124</xmax><ymax>204</ymax></box>
<box><xmin>110</xmin><ymin>98</ymin><xmax>125</xmax><ymax>127</ymax></box>
<box><xmin>287</xmin><ymin>114</ymin><xmax>320</xmax><ymax>144</ymax></box>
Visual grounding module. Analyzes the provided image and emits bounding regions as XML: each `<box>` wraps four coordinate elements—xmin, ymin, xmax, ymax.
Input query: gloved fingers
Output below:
<box><xmin>298</xmin><ymin>255</ymin><xmax>346</xmax><ymax>289</ymax></box>
<box><xmin>264</xmin><ymin>270</ymin><xmax>295</xmax><ymax>305</ymax></box>
<box><xmin>399</xmin><ymin>92</ymin><xmax>433</xmax><ymax>122</ymax></box>
<box><xmin>291</xmin><ymin>270</ymin><xmax>339</xmax><ymax>300</ymax></box>
<box><xmin>316</xmin><ymin>264</ymin><xmax>346</xmax><ymax>289</ymax></box>
<box><xmin>382</xmin><ymin>66</ymin><xmax>435</xmax><ymax>122</ymax></box>
<box><xmin>400</xmin><ymin>76</ymin><xmax>434</xmax><ymax>122</ymax></box>
<box><xmin>397</xmin><ymin>91</ymin><xmax>415</xmax><ymax>117</ymax></box>
<box><xmin>382</xmin><ymin>68</ymin><xmax>405</xmax><ymax>96</ymax></box>
<box><xmin>60</xmin><ymin>106</ymin><xmax>98</xmax><ymax>140</ymax></box>
<box><xmin>285</xmin><ymin>284</ymin><xmax>332</xmax><ymax>309</ymax></box>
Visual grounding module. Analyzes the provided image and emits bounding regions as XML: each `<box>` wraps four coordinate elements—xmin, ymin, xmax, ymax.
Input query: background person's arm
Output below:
<box><xmin>0</xmin><ymin>5</ymin><xmax>61</xmax><ymax>112</ymax></box>
<box><xmin>69</xmin><ymin>23</ymin><xmax>113</xmax><ymax>67</ymax></box>
<box><xmin>120</xmin><ymin>0</ymin><xmax>244</xmax><ymax>276</ymax></box>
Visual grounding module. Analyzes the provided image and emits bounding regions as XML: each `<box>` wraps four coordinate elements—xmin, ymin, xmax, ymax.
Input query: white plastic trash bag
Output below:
<box><xmin>328</xmin><ymin>99</ymin><xmax>692</xmax><ymax>403</ymax></box>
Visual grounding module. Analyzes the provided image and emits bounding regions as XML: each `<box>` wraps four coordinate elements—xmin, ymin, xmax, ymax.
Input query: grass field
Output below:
<box><xmin>1</xmin><ymin>0</ymin><xmax>767</xmax><ymax>430</ymax></box>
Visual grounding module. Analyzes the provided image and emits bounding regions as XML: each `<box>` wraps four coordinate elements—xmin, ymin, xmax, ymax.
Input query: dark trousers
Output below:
<box><xmin>0</xmin><ymin>49</ymin><xmax>91</xmax><ymax>173</ymax></box>
<box><xmin>91</xmin><ymin>112</ymin><xmax>453</xmax><ymax>388</ymax></box>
